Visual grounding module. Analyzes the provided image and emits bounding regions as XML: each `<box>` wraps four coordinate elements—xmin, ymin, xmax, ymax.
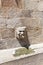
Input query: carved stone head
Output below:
<box><xmin>15</xmin><ymin>26</ymin><xmax>27</xmax><ymax>39</ymax></box>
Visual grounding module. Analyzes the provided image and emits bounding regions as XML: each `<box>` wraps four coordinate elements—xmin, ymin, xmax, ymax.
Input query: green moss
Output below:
<box><xmin>14</xmin><ymin>48</ymin><xmax>34</xmax><ymax>56</ymax></box>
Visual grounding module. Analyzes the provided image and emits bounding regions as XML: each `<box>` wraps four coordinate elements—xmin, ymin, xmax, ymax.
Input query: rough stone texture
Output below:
<box><xmin>38</xmin><ymin>1</ymin><xmax>43</xmax><ymax>11</ymax></box>
<box><xmin>0</xmin><ymin>0</ymin><xmax>43</xmax><ymax>48</ymax></box>
<box><xmin>0</xmin><ymin>28</ymin><xmax>15</xmax><ymax>39</ymax></box>
<box><xmin>0</xmin><ymin>39</ymin><xmax>21</xmax><ymax>49</ymax></box>
<box><xmin>0</xmin><ymin>0</ymin><xmax>23</xmax><ymax>8</ymax></box>
<box><xmin>1</xmin><ymin>53</ymin><xmax>43</xmax><ymax>65</ymax></box>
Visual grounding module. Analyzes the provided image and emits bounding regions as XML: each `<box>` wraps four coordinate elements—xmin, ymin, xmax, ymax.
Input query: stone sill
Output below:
<box><xmin>0</xmin><ymin>43</ymin><xmax>43</xmax><ymax>64</ymax></box>
<box><xmin>0</xmin><ymin>48</ymin><xmax>42</xmax><ymax>64</ymax></box>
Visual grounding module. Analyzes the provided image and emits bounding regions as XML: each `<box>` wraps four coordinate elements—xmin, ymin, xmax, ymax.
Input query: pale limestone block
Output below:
<box><xmin>38</xmin><ymin>1</ymin><xmax>43</xmax><ymax>11</ymax></box>
<box><xmin>24</xmin><ymin>0</ymin><xmax>38</xmax><ymax>10</ymax></box>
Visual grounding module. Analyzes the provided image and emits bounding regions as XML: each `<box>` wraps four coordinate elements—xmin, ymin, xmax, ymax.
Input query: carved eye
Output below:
<box><xmin>19</xmin><ymin>31</ymin><xmax>22</xmax><ymax>32</ymax></box>
<box><xmin>23</xmin><ymin>31</ymin><xmax>25</xmax><ymax>32</ymax></box>
<box><xmin>19</xmin><ymin>31</ymin><xmax>25</xmax><ymax>32</ymax></box>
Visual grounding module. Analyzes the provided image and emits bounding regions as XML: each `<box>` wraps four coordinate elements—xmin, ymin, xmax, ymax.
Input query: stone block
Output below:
<box><xmin>20</xmin><ymin>18</ymin><xmax>40</xmax><ymax>27</ymax></box>
<box><xmin>0</xmin><ymin>28</ymin><xmax>15</xmax><ymax>39</ymax></box>
<box><xmin>31</xmin><ymin>11</ymin><xmax>43</xmax><ymax>18</ymax></box>
<box><xmin>6</xmin><ymin>18</ymin><xmax>22</xmax><ymax>28</ymax></box>
<box><xmin>40</xmin><ymin>18</ymin><xmax>43</xmax><ymax>28</ymax></box>
<box><xmin>38</xmin><ymin>1</ymin><xmax>43</xmax><ymax>11</ymax></box>
<box><xmin>24</xmin><ymin>0</ymin><xmax>38</xmax><ymax>10</ymax></box>
<box><xmin>16</xmin><ymin>10</ymin><xmax>32</xmax><ymax>17</ymax></box>
<box><xmin>0</xmin><ymin>40</ymin><xmax>7</xmax><ymax>49</ymax></box>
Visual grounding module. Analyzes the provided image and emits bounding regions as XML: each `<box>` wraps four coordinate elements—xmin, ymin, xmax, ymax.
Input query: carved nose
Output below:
<box><xmin>21</xmin><ymin>32</ymin><xmax>23</xmax><ymax>34</ymax></box>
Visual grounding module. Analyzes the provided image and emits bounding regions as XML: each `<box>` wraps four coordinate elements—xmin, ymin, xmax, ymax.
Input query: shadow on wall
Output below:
<box><xmin>17</xmin><ymin>29</ymin><xmax>30</xmax><ymax>49</ymax></box>
<box><xmin>15</xmin><ymin>0</ymin><xmax>22</xmax><ymax>8</ymax></box>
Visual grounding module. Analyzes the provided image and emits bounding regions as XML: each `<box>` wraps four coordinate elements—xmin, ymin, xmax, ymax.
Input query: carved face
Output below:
<box><xmin>15</xmin><ymin>27</ymin><xmax>26</xmax><ymax>39</ymax></box>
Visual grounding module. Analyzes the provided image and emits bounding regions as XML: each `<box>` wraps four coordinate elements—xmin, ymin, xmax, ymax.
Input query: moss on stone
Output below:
<box><xmin>14</xmin><ymin>48</ymin><xmax>34</xmax><ymax>56</ymax></box>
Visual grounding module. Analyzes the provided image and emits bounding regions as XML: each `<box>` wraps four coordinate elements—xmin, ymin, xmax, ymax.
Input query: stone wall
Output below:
<box><xmin>1</xmin><ymin>53</ymin><xmax>43</xmax><ymax>65</ymax></box>
<box><xmin>0</xmin><ymin>0</ymin><xmax>43</xmax><ymax>48</ymax></box>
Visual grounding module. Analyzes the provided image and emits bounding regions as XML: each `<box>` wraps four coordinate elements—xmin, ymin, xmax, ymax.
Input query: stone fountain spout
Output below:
<box><xmin>15</xmin><ymin>26</ymin><xmax>30</xmax><ymax>49</ymax></box>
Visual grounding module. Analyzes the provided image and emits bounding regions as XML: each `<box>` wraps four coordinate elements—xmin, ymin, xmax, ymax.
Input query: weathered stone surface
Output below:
<box><xmin>6</xmin><ymin>18</ymin><xmax>22</xmax><ymax>28</ymax></box>
<box><xmin>1</xmin><ymin>53</ymin><xmax>43</xmax><ymax>65</ymax></box>
<box><xmin>38</xmin><ymin>1</ymin><xmax>43</xmax><ymax>11</ymax></box>
<box><xmin>0</xmin><ymin>28</ymin><xmax>15</xmax><ymax>39</ymax></box>
<box><xmin>40</xmin><ymin>18</ymin><xmax>43</xmax><ymax>28</ymax></box>
<box><xmin>0</xmin><ymin>40</ymin><xmax>7</xmax><ymax>49</ymax></box>
<box><xmin>20</xmin><ymin>18</ymin><xmax>40</xmax><ymax>27</ymax></box>
<box><xmin>24</xmin><ymin>0</ymin><xmax>38</xmax><ymax>10</ymax></box>
<box><xmin>2</xmin><ymin>0</ymin><xmax>16</xmax><ymax>7</ymax></box>
<box><xmin>31</xmin><ymin>11</ymin><xmax>43</xmax><ymax>18</ymax></box>
<box><xmin>17</xmin><ymin>10</ymin><xmax>32</xmax><ymax>17</ymax></box>
<box><xmin>1</xmin><ymin>0</ymin><xmax>23</xmax><ymax>8</ymax></box>
<box><xmin>0</xmin><ymin>0</ymin><xmax>43</xmax><ymax>49</ymax></box>
<box><xmin>0</xmin><ymin>38</ymin><xmax>21</xmax><ymax>49</ymax></box>
<box><xmin>0</xmin><ymin>7</ymin><xmax>20</xmax><ymax>18</ymax></box>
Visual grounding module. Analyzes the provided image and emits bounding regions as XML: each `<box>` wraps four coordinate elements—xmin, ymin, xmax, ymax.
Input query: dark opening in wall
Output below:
<box><xmin>15</xmin><ymin>0</ymin><xmax>23</xmax><ymax>8</ymax></box>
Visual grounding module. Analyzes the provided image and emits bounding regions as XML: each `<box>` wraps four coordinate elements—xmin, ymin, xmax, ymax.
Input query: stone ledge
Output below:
<box><xmin>0</xmin><ymin>43</ymin><xmax>43</xmax><ymax>64</ymax></box>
